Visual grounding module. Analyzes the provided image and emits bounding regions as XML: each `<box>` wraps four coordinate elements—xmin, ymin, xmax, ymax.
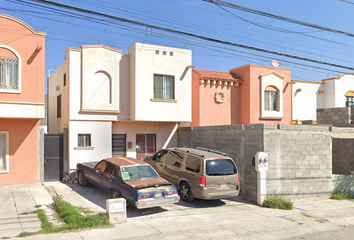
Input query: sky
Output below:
<box><xmin>2</xmin><ymin>0</ymin><xmax>354</xmax><ymax>84</ymax></box>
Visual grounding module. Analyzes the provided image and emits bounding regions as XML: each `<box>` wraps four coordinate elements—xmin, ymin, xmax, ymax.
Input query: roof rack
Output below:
<box><xmin>174</xmin><ymin>148</ymin><xmax>204</xmax><ymax>157</ymax></box>
<box><xmin>195</xmin><ymin>147</ymin><xmax>227</xmax><ymax>156</ymax></box>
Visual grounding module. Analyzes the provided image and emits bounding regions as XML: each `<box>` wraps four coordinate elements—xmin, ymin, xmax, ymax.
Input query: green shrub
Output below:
<box><xmin>262</xmin><ymin>195</ymin><xmax>293</xmax><ymax>210</ymax></box>
<box><xmin>332</xmin><ymin>190</ymin><xmax>354</xmax><ymax>200</ymax></box>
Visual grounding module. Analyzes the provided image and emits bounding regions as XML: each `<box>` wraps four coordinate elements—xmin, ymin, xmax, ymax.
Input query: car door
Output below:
<box><xmin>163</xmin><ymin>150</ymin><xmax>184</xmax><ymax>185</ymax></box>
<box><xmin>101</xmin><ymin>162</ymin><xmax>117</xmax><ymax>193</ymax></box>
<box><xmin>144</xmin><ymin>150</ymin><xmax>168</xmax><ymax>178</ymax></box>
<box><xmin>90</xmin><ymin>160</ymin><xmax>109</xmax><ymax>188</ymax></box>
<box><xmin>180</xmin><ymin>154</ymin><xmax>203</xmax><ymax>196</ymax></box>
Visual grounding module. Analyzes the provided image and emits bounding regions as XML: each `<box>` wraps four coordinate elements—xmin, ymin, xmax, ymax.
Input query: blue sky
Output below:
<box><xmin>2</xmin><ymin>0</ymin><xmax>354</xmax><ymax>83</ymax></box>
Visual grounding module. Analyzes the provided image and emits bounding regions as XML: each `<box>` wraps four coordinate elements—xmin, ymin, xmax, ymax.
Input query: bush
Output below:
<box><xmin>332</xmin><ymin>190</ymin><xmax>354</xmax><ymax>200</ymax></box>
<box><xmin>262</xmin><ymin>195</ymin><xmax>293</xmax><ymax>210</ymax></box>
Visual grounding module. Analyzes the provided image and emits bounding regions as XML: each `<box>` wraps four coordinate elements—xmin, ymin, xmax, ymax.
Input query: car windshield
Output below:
<box><xmin>205</xmin><ymin>159</ymin><xmax>237</xmax><ymax>176</ymax></box>
<box><xmin>121</xmin><ymin>165</ymin><xmax>159</xmax><ymax>181</ymax></box>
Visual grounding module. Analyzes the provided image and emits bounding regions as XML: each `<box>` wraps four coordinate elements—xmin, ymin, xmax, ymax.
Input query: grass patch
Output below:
<box><xmin>262</xmin><ymin>195</ymin><xmax>293</xmax><ymax>210</ymax></box>
<box><xmin>301</xmin><ymin>212</ymin><xmax>313</xmax><ymax>218</ymax></box>
<box><xmin>332</xmin><ymin>190</ymin><xmax>354</xmax><ymax>200</ymax></box>
<box><xmin>17</xmin><ymin>196</ymin><xmax>111</xmax><ymax>237</ymax></box>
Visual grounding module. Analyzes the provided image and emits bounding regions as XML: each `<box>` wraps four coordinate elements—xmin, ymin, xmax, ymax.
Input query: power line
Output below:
<box><xmin>8</xmin><ymin>0</ymin><xmax>354</xmax><ymax>72</ymax></box>
<box><xmin>203</xmin><ymin>0</ymin><xmax>354</xmax><ymax>38</ymax></box>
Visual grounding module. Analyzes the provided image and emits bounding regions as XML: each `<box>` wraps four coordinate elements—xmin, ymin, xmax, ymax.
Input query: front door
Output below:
<box><xmin>136</xmin><ymin>134</ymin><xmax>156</xmax><ymax>160</ymax></box>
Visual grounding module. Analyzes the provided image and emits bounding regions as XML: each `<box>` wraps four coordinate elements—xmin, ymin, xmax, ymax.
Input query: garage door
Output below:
<box><xmin>112</xmin><ymin>134</ymin><xmax>126</xmax><ymax>157</ymax></box>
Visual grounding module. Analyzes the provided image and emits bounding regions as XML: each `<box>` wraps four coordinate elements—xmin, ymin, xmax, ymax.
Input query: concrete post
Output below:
<box><xmin>106</xmin><ymin>198</ymin><xmax>127</xmax><ymax>224</ymax></box>
<box><xmin>255</xmin><ymin>152</ymin><xmax>269</xmax><ymax>206</ymax></box>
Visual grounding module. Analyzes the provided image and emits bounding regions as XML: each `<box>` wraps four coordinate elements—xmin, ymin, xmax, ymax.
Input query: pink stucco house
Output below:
<box><xmin>0</xmin><ymin>14</ymin><xmax>46</xmax><ymax>185</ymax></box>
<box><xmin>191</xmin><ymin>64</ymin><xmax>292</xmax><ymax>126</ymax></box>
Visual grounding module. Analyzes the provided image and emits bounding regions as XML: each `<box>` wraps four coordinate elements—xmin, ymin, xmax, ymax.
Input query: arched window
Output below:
<box><xmin>0</xmin><ymin>45</ymin><xmax>21</xmax><ymax>93</ymax></box>
<box><xmin>93</xmin><ymin>71</ymin><xmax>112</xmax><ymax>104</ymax></box>
<box><xmin>264</xmin><ymin>85</ymin><xmax>279</xmax><ymax>111</ymax></box>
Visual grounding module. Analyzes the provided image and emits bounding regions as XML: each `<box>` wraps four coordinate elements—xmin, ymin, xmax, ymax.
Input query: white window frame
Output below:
<box><xmin>0</xmin><ymin>45</ymin><xmax>21</xmax><ymax>93</ymax></box>
<box><xmin>153</xmin><ymin>74</ymin><xmax>175</xmax><ymax>100</ymax></box>
<box><xmin>78</xmin><ymin>134</ymin><xmax>91</xmax><ymax>147</ymax></box>
<box><xmin>0</xmin><ymin>131</ymin><xmax>9</xmax><ymax>173</ymax></box>
<box><xmin>261</xmin><ymin>72</ymin><xmax>284</xmax><ymax>119</ymax></box>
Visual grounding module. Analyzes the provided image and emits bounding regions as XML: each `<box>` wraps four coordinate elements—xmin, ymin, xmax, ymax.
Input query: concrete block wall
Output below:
<box><xmin>178</xmin><ymin>124</ymin><xmax>333</xmax><ymax>203</ymax></box>
<box><xmin>317</xmin><ymin>107</ymin><xmax>352</xmax><ymax>125</ymax></box>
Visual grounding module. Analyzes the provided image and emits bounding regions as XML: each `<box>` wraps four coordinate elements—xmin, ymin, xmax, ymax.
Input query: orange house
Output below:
<box><xmin>0</xmin><ymin>14</ymin><xmax>46</xmax><ymax>185</ymax></box>
<box><xmin>191</xmin><ymin>64</ymin><xmax>292</xmax><ymax>126</ymax></box>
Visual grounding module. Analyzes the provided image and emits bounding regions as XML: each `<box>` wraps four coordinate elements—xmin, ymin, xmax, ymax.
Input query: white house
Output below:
<box><xmin>48</xmin><ymin>43</ymin><xmax>192</xmax><ymax>170</ymax></box>
<box><xmin>292</xmin><ymin>73</ymin><xmax>354</xmax><ymax>122</ymax></box>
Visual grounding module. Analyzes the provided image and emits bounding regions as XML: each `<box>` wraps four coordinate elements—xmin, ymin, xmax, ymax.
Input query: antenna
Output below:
<box><xmin>271</xmin><ymin>60</ymin><xmax>281</xmax><ymax>67</ymax></box>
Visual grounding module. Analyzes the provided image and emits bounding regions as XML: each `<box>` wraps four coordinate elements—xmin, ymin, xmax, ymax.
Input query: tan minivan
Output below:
<box><xmin>143</xmin><ymin>147</ymin><xmax>240</xmax><ymax>202</ymax></box>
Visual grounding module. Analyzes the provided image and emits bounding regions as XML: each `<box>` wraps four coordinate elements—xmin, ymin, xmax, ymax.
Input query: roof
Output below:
<box><xmin>165</xmin><ymin>147</ymin><xmax>231</xmax><ymax>159</ymax></box>
<box><xmin>193</xmin><ymin>69</ymin><xmax>242</xmax><ymax>82</ymax></box>
<box><xmin>104</xmin><ymin>157</ymin><xmax>149</xmax><ymax>167</ymax></box>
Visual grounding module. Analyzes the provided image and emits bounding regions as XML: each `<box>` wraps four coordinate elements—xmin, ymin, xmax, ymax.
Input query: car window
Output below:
<box><xmin>185</xmin><ymin>155</ymin><xmax>201</xmax><ymax>173</ymax></box>
<box><xmin>165</xmin><ymin>151</ymin><xmax>184</xmax><ymax>168</ymax></box>
<box><xmin>153</xmin><ymin>150</ymin><xmax>168</xmax><ymax>162</ymax></box>
<box><xmin>95</xmin><ymin>160</ymin><xmax>108</xmax><ymax>173</ymax></box>
<box><xmin>205</xmin><ymin>159</ymin><xmax>237</xmax><ymax>176</ymax></box>
<box><xmin>104</xmin><ymin>163</ymin><xmax>116</xmax><ymax>177</ymax></box>
<box><xmin>121</xmin><ymin>165</ymin><xmax>159</xmax><ymax>181</ymax></box>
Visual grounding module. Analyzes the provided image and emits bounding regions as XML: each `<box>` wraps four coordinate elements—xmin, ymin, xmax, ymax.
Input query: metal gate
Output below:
<box><xmin>112</xmin><ymin>134</ymin><xmax>126</xmax><ymax>157</ymax></box>
<box><xmin>44</xmin><ymin>133</ymin><xmax>63</xmax><ymax>181</ymax></box>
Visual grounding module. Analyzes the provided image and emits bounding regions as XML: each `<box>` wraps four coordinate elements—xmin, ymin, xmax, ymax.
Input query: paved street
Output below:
<box><xmin>1</xmin><ymin>182</ymin><xmax>354</xmax><ymax>239</ymax></box>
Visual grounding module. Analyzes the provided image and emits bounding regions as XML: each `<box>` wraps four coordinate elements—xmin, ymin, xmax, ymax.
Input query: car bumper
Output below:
<box><xmin>195</xmin><ymin>189</ymin><xmax>240</xmax><ymax>200</ymax></box>
<box><xmin>135</xmin><ymin>195</ymin><xmax>180</xmax><ymax>209</ymax></box>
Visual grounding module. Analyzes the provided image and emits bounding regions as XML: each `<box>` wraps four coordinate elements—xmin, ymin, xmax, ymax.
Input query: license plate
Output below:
<box><xmin>219</xmin><ymin>184</ymin><xmax>229</xmax><ymax>189</ymax></box>
<box><xmin>154</xmin><ymin>193</ymin><xmax>162</xmax><ymax>198</ymax></box>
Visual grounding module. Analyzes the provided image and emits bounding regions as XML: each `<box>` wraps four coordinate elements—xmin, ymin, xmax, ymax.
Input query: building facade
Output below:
<box><xmin>0</xmin><ymin>14</ymin><xmax>46</xmax><ymax>185</ymax></box>
<box><xmin>48</xmin><ymin>43</ymin><xmax>192</xmax><ymax>170</ymax></box>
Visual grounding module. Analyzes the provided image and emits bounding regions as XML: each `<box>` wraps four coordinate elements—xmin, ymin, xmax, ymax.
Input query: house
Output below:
<box><xmin>292</xmin><ymin>73</ymin><xmax>354</xmax><ymax>124</ymax></box>
<box><xmin>0</xmin><ymin>14</ymin><xmax>46</xmax><ymax>185</ymax></box>
<box><xmin>48</xmin><ymin>43</ymin><xmax>192</xmax><ymax>172</ymax></box>
<box><xmin>191</xmin><ymin>64</ymin><xmax>292</xmax><ymax>126</ymax></box>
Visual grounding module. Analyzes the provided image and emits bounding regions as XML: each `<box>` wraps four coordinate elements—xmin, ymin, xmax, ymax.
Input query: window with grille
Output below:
<box><xmin>0</xmin><ymin>57</ymin><xmax>19</xmax><ymax>91</ymax></box>
<box><xmin>78</xmin><ymin>134</ymin><xmax>91</xmax><ymax>147</ymax></box>
<box><xmin>154</xmin><ymin>74</ymin><xmax>174</xmax><ymax>100</ymax></box>
<box><xmin>0</xmin><ymin>132</ymin><xmax>9</xmax><ymax>173</ymax></box>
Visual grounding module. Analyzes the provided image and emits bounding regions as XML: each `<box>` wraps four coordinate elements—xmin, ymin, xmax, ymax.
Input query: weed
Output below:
<box><xmin>301</xmin><ymin>212</ymin><xmax>313</xmax><ymax>218</ymax></box>
<box><xmin>332</xmin><ymin>190</ymin><xmax>354</xmax><ymax>200</ymax></box>
<box><xmin>262</xmin><ymin>195</ymin><xmax>293</xmax><ymax>210</ymax></box>
<box><xmin>316</xmin><ymin>219</ymin><xmax>329</xmax><ymax>223</ymax></box>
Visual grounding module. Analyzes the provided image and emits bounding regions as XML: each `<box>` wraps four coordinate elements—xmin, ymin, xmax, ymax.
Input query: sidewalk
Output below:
<box><xmin>1</xmin><ymin>182</ymin><xmax>354</xmax><ymax>239</ymax></box>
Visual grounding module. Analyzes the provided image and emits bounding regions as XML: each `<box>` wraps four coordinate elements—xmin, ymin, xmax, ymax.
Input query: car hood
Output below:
<box><xmin>126</xmin><ymin>177</ymin><xmax>172</xmax><ymax>189</ymax></box>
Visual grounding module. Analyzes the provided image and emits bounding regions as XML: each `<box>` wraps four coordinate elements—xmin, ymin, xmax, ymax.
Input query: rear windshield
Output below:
<box><xmin>205</xmin><ymin>159</ymin><xmax>237</xmax><ymax>176</ymax></box>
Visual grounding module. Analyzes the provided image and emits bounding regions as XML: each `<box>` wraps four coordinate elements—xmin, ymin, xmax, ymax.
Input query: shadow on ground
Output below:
<box><xmin>61</xmin><ymin>182</ymin><xmax>250</xmax><ymax>218</ymax></box>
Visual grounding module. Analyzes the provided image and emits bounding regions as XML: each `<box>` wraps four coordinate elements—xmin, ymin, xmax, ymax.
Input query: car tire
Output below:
<box><xmin>112</xmin><ymin>189</ymin><xmax>121</xmax><ymax>199</ymax></box>
<box><xmin>180</xmin><ymin>182</ymin><xmax>194</xmax><ymax>202</ymax></box>
<box><xmin>78</xmin><ymin>171</ymin><xmax>88</xmax><ymax>187</ymax></box>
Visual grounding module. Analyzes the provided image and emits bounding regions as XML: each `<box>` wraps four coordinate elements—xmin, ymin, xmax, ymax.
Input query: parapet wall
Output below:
<box><xmin>178</xmin><ymin>124</ymin><xmax>354</xmax><ymax>203</ymax></box>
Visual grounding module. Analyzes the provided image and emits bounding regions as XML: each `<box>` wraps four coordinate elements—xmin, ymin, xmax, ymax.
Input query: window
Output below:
<box><xmin>104</xmin><ymin>163</ymin><xmax>117</xmax><ymax>177</ymax></box>
<box><xmin>63</xmin><ymin>73</ymin><xmax>66</xmax><ymax>86</ymax></box>
<box><xmin>154</xmin><ymin>74</ymin><xmax>174</xmax><ymax>99</ymax></box>
<box><xmin>169</xmin><ymin>52</ymin><xmax>173</xmax><ymax>56</ymax></box>
<box><xmin>152</xmin><ymin>150</ymin><xmax>168</xmax><ymax>162</ymax></box>
<box><xmin>205</xmin><ymin>159</ymin><xmax>237</xmax><ymax>176</ymax></box>
<box><xmin>165</xmin><ymin>151</ymin><xmax>184</xmax><ymax>168</ymax></box>
<box><xmin>0</xmin><ymin>57</ymin><xmax>19</xmax><ymax>91</ymax></box>
<box><xmin>78</xmin><ymin>134</ymin><xmax>91</xmax><ymax>147</ymax></box>
<box><xmin>185</xmin><ymin>155</ymin><xmax>201</xmax><ymax>173</ymax></box>
<box><xmin>95</xmin><ymin>160</ymin><xmax>108</xmax><ymax>173</ymax></box>
<box><xmin>57</xmin><ymin>95</ymin><xmax>61</xmax><ymax>118</ymax></box>
<box><xmin>264</xmin><ymin>91</ymin><xmax>278</xmax><ymax>111</ymax></box>
<box><xmin>0</xmin><ymin>132</ymin><xmax>9</xmax><ymax>173</ymax></box>
<box><xmin>155</xmin><ymin>50</ymin><xmax>159</xmax><ymax>54</ymax></box>
<box><xmin>163</xmin><ymin>51</ymin><xmax>166</xmax><ymax>55</ymax></box>
<box><xmin>136</xmin><ymin>134</ymin><xmax>156</xmax><ymax>160</ymax></box>
<box><xmin>346</xmin><ymin>96</ymin><xmax>354</xmax><ymax>107</ymax></box>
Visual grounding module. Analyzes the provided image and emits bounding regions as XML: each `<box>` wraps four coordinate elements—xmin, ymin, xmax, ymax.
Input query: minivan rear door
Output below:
<box><xmin>204</xmin><ymin>158</ymin><xmax>239</xmax><ymax>196</ymax></box>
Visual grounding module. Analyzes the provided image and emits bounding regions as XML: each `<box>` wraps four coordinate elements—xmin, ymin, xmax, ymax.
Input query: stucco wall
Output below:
<box><xmin>129</xmin><ymin>43</ymin><xmax>192</xmax><ymax>122</ymax></box>
<box><xmin>69</xmin><ymin>121</ymin><xmax>112</xmax><ymax>169</ymax></box>
<box><xmin>0</xmin><ymin>119</ymin><xmax>40</xmax><ymax>185</ymax></box>
<box><xmin>178</xmin><ymin>124</ymin><xmax>333</xmax><ymax>202</ymax></box>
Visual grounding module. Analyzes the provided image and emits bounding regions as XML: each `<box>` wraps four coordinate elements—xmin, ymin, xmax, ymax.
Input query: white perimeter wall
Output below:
<box><xmin>69</xmin><ymin>121</ymin><xmax>112</xmax><ymax>169</ymax></box>
<box><xmin>292</xmin><ymin>81</ymin><xmax>322</xmax><ymax>121</ymax></box>
<box><xmin>324</xmin><ymin>75</ymin><xmax>354</xmax><ymax>108</ymax></box>
<box><xmin>112</xmin><ymin>121</ymin><xmax>178</xmax><ymax>159</ymax></box>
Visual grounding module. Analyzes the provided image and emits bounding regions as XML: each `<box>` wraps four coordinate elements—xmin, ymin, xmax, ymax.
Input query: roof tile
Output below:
<box><xmin>193</xmin><ymin>69</ymin><xmax>242</xmax><ymax>82</ymax></box>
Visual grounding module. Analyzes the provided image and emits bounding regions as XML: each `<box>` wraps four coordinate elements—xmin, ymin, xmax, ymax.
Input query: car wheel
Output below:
<box><xmin>78</xmin><ymin>171</ymin><xmax>88</xmax><ymax>187</ymax></box>
<box><xmin>180</xmin><ymin>182</ymin><xmax>194</xmax><ymax>202</ymax></box>
<box><xmin>112</xmin><ymin>189</ymin><xmax>121</xmax><ymax>199</ymax></box>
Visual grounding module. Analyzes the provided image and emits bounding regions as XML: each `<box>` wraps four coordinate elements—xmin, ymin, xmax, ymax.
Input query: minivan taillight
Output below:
<box><xmin>200</xmin><ymin>176</ymin><xmax>206</xmax><ymax>188</ymax></box>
